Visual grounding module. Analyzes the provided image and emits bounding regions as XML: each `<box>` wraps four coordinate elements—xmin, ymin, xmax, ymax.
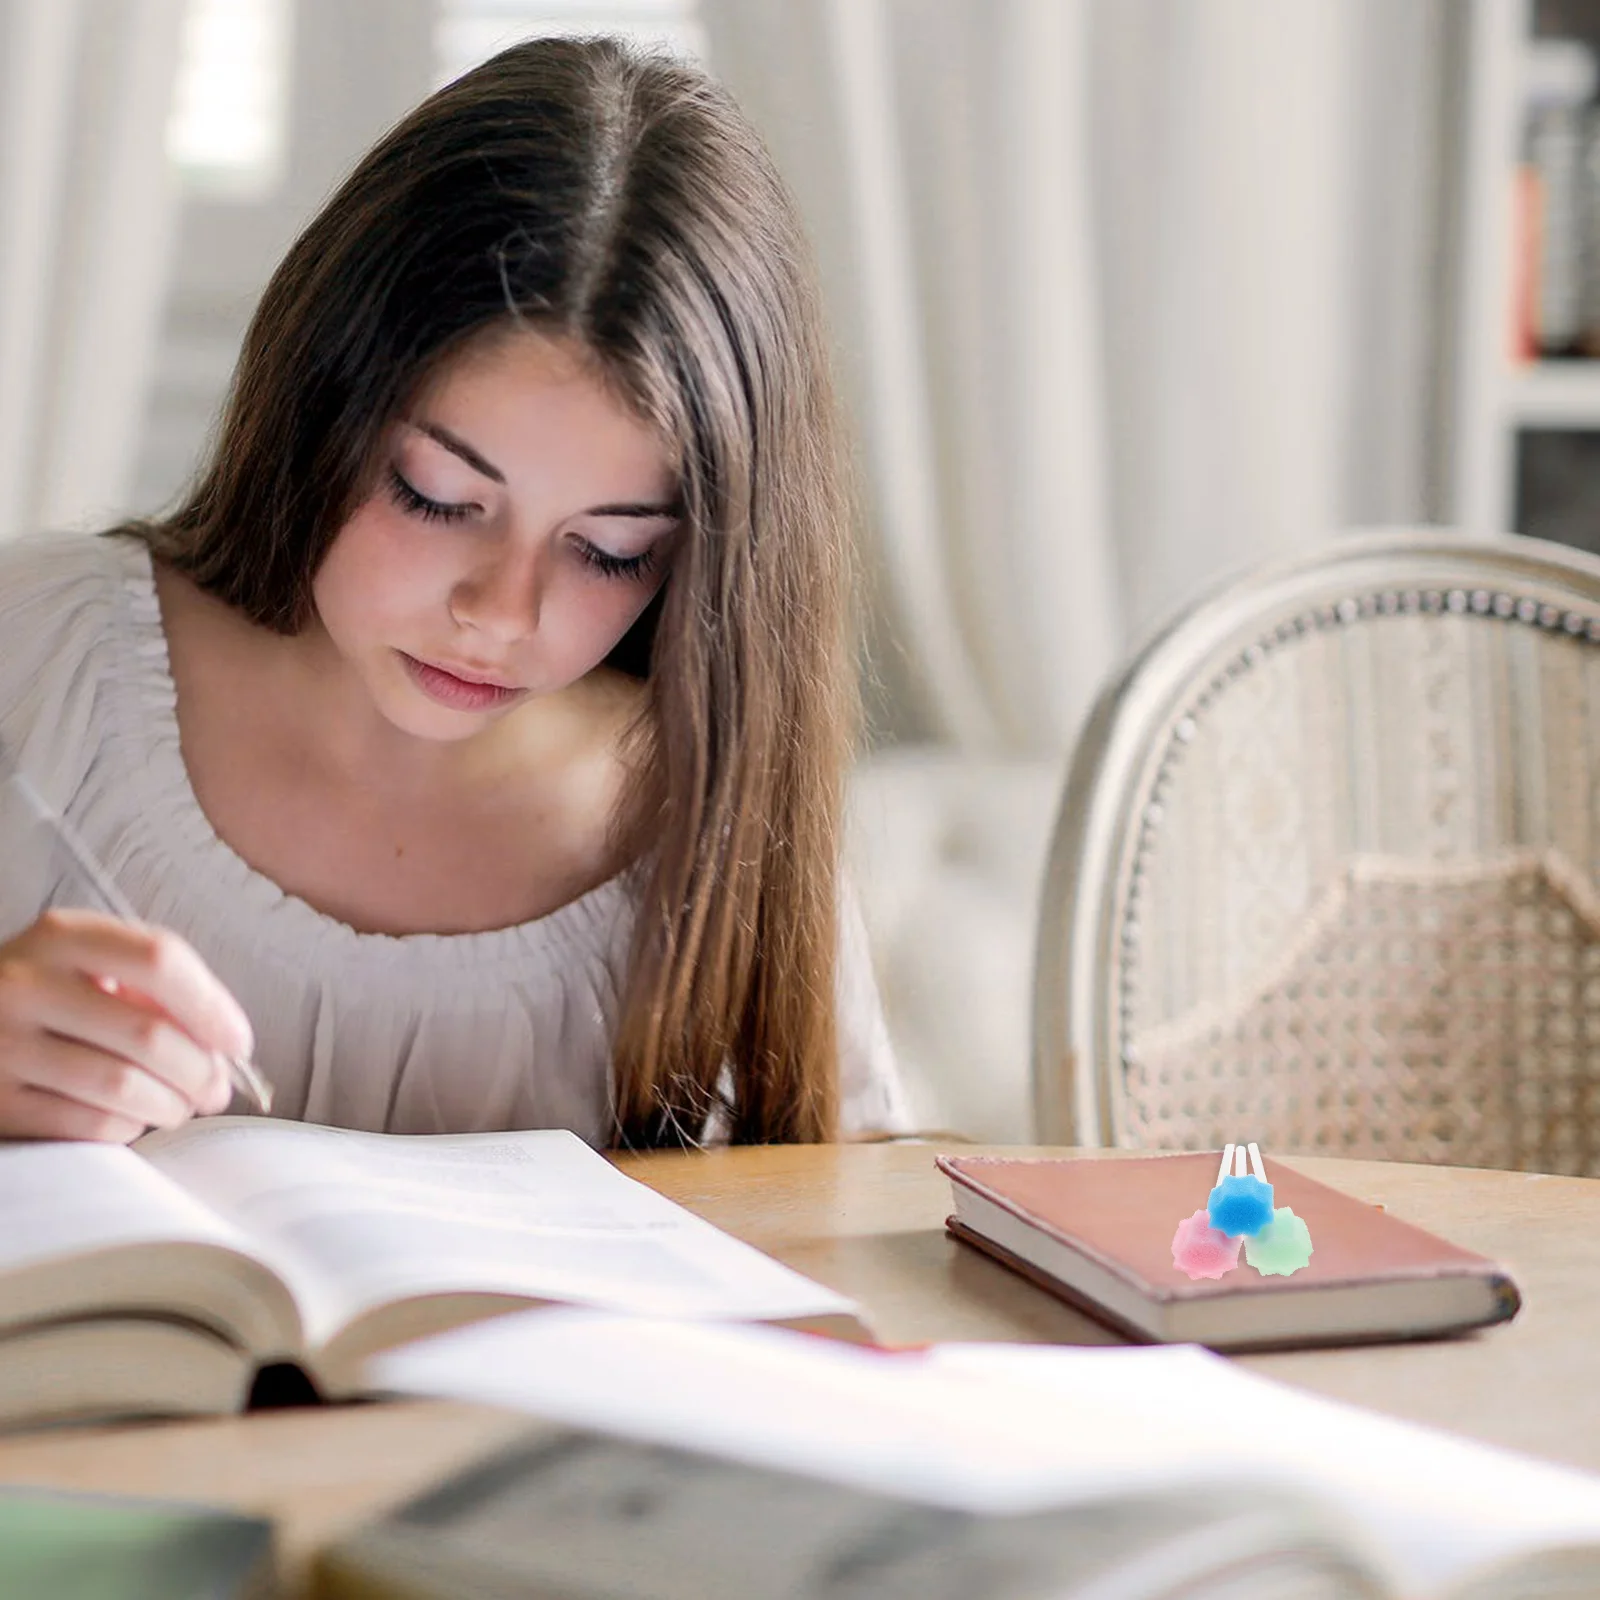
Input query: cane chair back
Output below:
<box><xmin>1032</xmin><ymin>530</ymin><xmax>1600</xmax><ymax>1173</ymax></box>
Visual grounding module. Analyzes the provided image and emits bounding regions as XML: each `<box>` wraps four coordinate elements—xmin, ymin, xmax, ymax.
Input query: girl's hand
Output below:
<box><xmin>0</xmin><ymin>909</ymin><xmax>254</xmax><ymax>1142</ymax></box>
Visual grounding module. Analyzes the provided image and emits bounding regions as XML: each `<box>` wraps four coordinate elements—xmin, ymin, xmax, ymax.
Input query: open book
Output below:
<box><xmin>370</xmin><ymin>1309</ymin><xmax>1600</xmax><ymax>1600</ymax></box>
<box><xmin>0</xmin><ymin>1117</ymin><xmax>862</xmax><ymax>1428</ymax></box>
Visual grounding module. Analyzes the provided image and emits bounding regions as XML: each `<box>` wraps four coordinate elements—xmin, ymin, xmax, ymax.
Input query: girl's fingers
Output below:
<box><xmin>0</xmin><ymin>1081</ymin><xmax>150</xmax><ymax>1145</ymax></box>
<box><xmin>6</xmin><ymin>1035</ymin><xmax>191</xmax><ymax>1130</ymax></box>
<box><xmin>2</xmin><ymin>962</ymin><xmax>221</xmax><ymax>1111</ymax></box>
<box><xmin>0</xmin><ymin>910</ymin><xmax>250</xmax><ymax>1140</ymax></box>
<box><xmin>19</xmin><ymin>909</ymin><xmax>254</xmax><ymax>1060</ymax></box>
<box><xmin>94</xmin><ymin>980</ymin><xmax>235</xmax><ymax>1115</ymax></box>
<box><xmin>201</xmin><ymin>1054</ymin><xmax>235</xmax><ymax>1116</ymax></box>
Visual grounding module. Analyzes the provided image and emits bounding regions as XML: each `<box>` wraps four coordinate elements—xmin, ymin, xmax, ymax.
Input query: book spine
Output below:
<box><xmin>1581</xmin><ymin>108</ymin><xmax>1600</xmax><ymax>355</ymax></box>
<box><xmin>1531</xmin><ymin>102</ymin><xmax>1587</xmax><ymax>355</ymax></box>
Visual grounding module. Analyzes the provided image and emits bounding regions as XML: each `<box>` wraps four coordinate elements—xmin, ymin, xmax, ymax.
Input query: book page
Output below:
<box><xmin>0</xmin><ymin>1140</ymin><xmax>248</xmax><ymax>1275</ymax></box>
<box><xmin>371</xmin><ymin>1309</ymin><xmax>1204</xmax><ymax>1509</ymax></box>
<box><xmin>374</xmin><ymin>1309</ymin><xmax>1346</xmax><ymax>1519</ymax></box>
<box><xmin>0</xmin><ymin>1140</ymin><xmax>297</xmax><ymax>1354</ymax></box>
<box><xmin>932</xmin><ymin>1343</ymin><xmax>1600</xmax><ymax>1598</ymax></box>
<box><xmin>135</xmin><ymin>1118</ymin><xmax>855</xmax><ymax>1348</ymax></box>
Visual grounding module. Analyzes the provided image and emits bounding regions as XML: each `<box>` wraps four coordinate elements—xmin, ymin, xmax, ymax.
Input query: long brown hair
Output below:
<box><xmin>125</xmin><ymin>37</ymin><xmax>855</xmax><ymax>1146</ymax></box>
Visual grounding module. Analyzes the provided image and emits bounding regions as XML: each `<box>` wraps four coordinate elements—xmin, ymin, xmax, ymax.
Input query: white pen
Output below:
<box><xmin>0</xmin><ymin>745</ymin><xmax>273</xmax><ymax>1114</ymax></box>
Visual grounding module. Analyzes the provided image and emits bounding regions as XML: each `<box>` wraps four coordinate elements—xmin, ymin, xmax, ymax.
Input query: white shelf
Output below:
<box><xmin>1504</xmin><ymin>363</ymin><xmax>1600</xmax><ymax>428</ymax></box>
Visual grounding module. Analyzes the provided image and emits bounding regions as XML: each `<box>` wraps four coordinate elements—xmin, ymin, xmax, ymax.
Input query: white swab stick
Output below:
<box><xmin>1217</xmin><ymin>1145</ymin><xmax>1235</xmax><ymax>1185</ymax></box>
<box><xmin>1234</xmin><ymin>1144</ymin><xmax>1248</xmax><ymax>1178</ymax></box>
<box><xmin>1247</xmin><ymin>1142</ymin><xmax>1266</xmax><ymax>1181</ymax></box>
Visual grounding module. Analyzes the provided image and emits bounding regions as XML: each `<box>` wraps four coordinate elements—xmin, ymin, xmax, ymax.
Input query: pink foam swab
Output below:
<box><xmin>1171</xmin><ymin>1145</ymin><xmax>1244</xmax><ymax>1280</ymax></box>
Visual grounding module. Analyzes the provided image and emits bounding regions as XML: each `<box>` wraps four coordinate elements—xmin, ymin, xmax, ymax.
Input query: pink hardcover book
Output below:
<box><xmin>938</xmin><ymin>1152</ymin><xmax>1521</xmax><ymax>1352</ymax></box>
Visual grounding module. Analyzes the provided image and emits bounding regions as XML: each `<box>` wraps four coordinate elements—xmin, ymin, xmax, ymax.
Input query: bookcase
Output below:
<box><xmin>1456</xmin><ymin>0</ymin><xmax>1600</xmax><ymax>552</ymax></box>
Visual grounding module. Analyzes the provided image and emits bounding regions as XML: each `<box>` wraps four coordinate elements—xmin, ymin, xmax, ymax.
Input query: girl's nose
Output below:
<box><xmin>449</xmin><ymin>550</ymin><xmax>542</xmax><ymax>642</ymax></box>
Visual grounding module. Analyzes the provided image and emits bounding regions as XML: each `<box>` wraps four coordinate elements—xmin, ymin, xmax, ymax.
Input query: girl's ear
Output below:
<box><xmin>604</xmin><ymin>584</ymin><xmax>667</xmax><ymax>679</ymax></box>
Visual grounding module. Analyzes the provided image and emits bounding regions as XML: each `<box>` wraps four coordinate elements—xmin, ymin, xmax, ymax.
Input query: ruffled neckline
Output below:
<box><xmin>100</xmin><ymin>535</ymin><xmax>632</xmax><ymax>976</ymax></box>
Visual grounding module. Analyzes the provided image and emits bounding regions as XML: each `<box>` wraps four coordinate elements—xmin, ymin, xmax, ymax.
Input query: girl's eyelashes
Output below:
<box><xmin>575</xmin><ymin>538</ymin><xmax>659</xmax><ymax>583</ymax></box>
<box><xmin>388</xmin><ymin>461</ymin><xmax>664</xmax><ymax>580</ymax></box>
<box><xmin>388</xmin><ymin>465</ymin><xmax>476</xmax><ymax>524</ymax></box>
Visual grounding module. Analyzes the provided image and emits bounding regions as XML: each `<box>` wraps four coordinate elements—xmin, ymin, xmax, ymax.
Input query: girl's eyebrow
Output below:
<box><xmin>416</xmin><ymin>421</ymin><xmax>505</xmax><ymax>483</ymax></box>
<box><xmin>413</xmin><ymin>419</ymin><xmax>680</xmax><ymax>518</ymax></box>
<box><xmin>586</xmin><ymin>500</ymin><xmax>682</xmax><ymax>520</ymax></box>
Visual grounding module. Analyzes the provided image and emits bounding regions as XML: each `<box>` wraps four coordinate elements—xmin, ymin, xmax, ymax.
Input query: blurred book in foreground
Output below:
<box><xmin>361</xmin><ymin>1308</ymin><xmax>1600</xmax><ymax>1600</ymax></box>
<box><xmin>313</xmin><ymin>1426</ymin><xmax>1379</xmax><ymax>1600</ymax></box>
<box><xmin>0</xmin><ymin>1487</ymin><xmax>273</xmax><ymax>1600</ymax></box>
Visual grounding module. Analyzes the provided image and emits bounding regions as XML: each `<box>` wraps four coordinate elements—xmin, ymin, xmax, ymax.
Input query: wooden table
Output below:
<box><xmin>1</xmin><ymin>1143</ymin><xmax>1598</xmax><ymax>1596</ymax></box>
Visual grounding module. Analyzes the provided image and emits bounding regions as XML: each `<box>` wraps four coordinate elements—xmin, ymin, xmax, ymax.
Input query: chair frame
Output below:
<box><xmin>1031</xmin><ymin>527</ymin><xmax>1600</xmax><ymax>1146</ymax></box>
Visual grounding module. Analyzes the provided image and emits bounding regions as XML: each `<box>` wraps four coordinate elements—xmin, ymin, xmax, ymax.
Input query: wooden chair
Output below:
<box><xmin>1032</xmin><ymin>529</ymin><xmax>1600</xmax><ymax>1173</ymax></box>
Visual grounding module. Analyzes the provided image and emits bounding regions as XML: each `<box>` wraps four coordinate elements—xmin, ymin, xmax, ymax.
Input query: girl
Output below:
<box><xmin>0</xmin><ymin>36</ymin><xmax>908</xmax><ymax>1150</ymax></box>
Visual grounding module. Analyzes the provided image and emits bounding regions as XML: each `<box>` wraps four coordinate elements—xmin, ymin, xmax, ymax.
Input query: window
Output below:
<box><xmin>166</xmin><ymin>0</ymin><xmax>292</xmax><ymax>199</ymax></box>
<box><xmin>435</xmin><ymin>0</ymin><xmax>704</xmax><ymax>84</ymax></box>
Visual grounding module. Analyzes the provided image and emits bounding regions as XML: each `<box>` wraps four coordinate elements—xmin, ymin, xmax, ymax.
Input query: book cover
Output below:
<box><xmin>312</xmin><ymin>1424</ymin><xmax>1380</xmax><ymax>1600</ymax></box>
<box><xmin>0</xmin><ymin>1487</ymin><xmax>273</xmax><ymax>1600</ymax></box>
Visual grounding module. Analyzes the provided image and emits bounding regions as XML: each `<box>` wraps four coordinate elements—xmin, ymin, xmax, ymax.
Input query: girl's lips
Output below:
<box><xmin>401</xmin><ymin>653</ymin><xmax>523</xmax><ymax>710</ymax></box>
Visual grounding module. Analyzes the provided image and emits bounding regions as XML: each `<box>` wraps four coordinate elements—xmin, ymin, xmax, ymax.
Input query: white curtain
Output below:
<box><xmin>701</xmin><ymin>0</ymin><xmax>1114</xmax><ymax>753</ymax></box>
<box><xmin>0</xmin><ymin>0</ymin><xmax>187</xmax><ymax>544</ymax></box>
<box><xmin>701</xmin><ymin>0</ymin><xmax>1455</xmax><ymax>1138</ymax></box>
<box><xmin>700</xmin><ymin>0</ymin><xmax>1456</xmax><ymax>757</ymax></box>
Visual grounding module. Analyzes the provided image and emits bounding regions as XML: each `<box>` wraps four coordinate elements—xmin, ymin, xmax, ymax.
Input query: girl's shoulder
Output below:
<box><xmin>0</xmin><ymin>532</ymin><xmax>149</xmax><ymax>794</ymax></box>
<box><xmin>0</xmin><ymin>529</ymin><xmax>139</xmax><ymax>637</ymax></box>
